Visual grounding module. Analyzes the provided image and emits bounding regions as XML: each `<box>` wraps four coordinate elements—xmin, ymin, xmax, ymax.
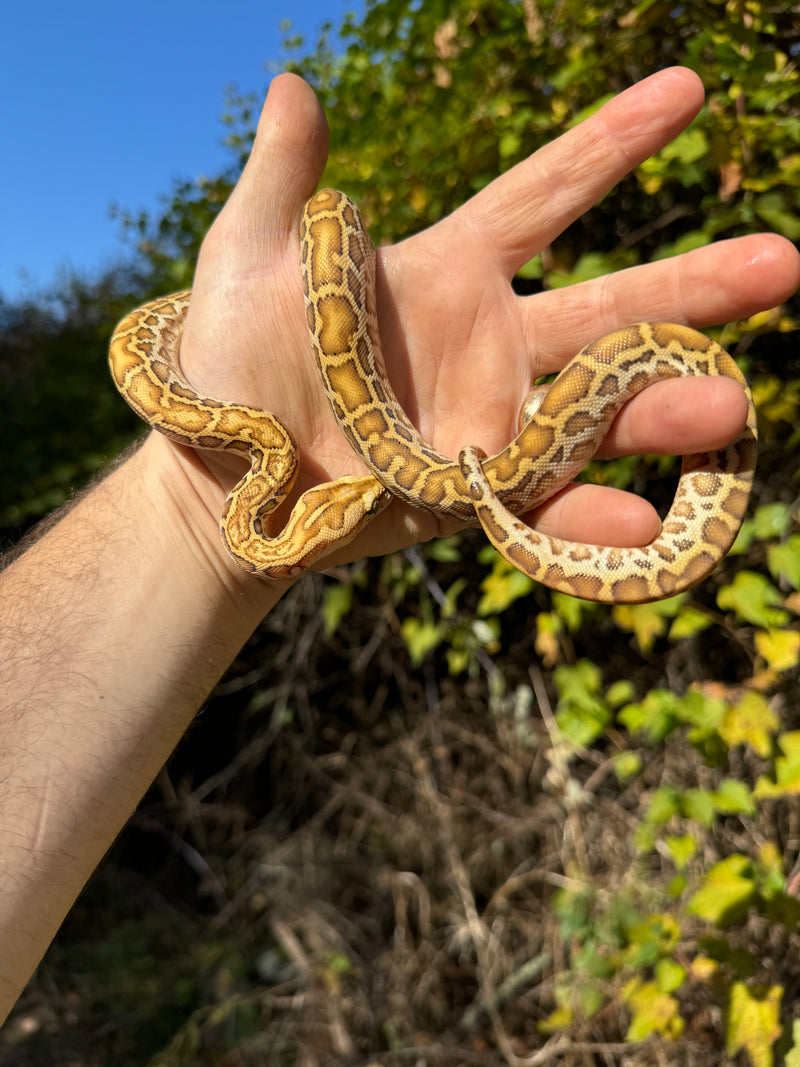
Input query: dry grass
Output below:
<box><xmin>3</xmin><ymin>541</ymin><xmax>798</xmax><ymax>1066</ymax></box>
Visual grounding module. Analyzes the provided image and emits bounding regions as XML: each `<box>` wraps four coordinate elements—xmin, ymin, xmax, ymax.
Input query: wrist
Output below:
<box><xmin>140</xmin><ymin>430</ymin><xmax>297</xmax><ymax>613</ymax></box>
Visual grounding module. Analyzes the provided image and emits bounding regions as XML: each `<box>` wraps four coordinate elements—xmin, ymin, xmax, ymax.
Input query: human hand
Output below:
<box><xmin>173</xmin><ymin>68</ymin><xmax>799</xmax><ymax>582</ymax></box>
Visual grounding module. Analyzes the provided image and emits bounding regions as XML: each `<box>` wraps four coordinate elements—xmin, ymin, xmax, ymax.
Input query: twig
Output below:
<box><xmin>459</xmin><ymin>951</ymin><xmax>551</xmax><ymax>1032</ymax></box>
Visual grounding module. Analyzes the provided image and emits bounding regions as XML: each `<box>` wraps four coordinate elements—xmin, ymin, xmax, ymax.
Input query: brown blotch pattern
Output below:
<box><xmin>308</xmin><ymin>218</ymin><xmax>345</xmax><ymax>290</ymax></box>
<box><xmin>539</xmin><ymin>362</ymin><xmax>596</xmax><ymax>415</ymax></box>
<box><xmin>327</xmin><ymin>362</ymin><xmax>373</xmax><ymax>410</ymax></box>
<box><xmin>353</xmin><ymin>408</ymin><xmax>390</xmax><ymax>441</ymax></box>
<box><xmin>317</xmin><ymin>294</ymin><xmax>358</xmax><ymax>356</ymax></box>
<box><xmin>585</xmin><ymin>324</ymin><xmax>645</xmax><ymax>363</ymax></box>
<box><xmin>703</xmin><ymin>516</ymin><xmax>734</xmax><ymax>549</ymax></box>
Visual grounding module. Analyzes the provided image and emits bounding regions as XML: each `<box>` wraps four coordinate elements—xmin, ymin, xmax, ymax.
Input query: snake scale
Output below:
<box><xmin>109</xmin><ymin>188</ymin><xmax>757</xmax><ymax>603</ymax></box>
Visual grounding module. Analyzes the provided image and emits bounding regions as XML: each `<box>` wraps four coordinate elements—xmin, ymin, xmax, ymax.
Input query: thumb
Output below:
<box><xmin>235</xmin><ymin>72</ymin><xmax>330</xmax><ymax>229</ymax></box>
<box><xmin>197</xmin><ymin>73</ymin><xmax>329</xmax><ymax>282</ymax></box>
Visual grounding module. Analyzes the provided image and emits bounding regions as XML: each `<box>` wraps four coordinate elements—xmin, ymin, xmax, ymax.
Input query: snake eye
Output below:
<box><xmin>369</xmin><ymin>490</ymin><xmax>390</xmax><ymax>514</ymax></box>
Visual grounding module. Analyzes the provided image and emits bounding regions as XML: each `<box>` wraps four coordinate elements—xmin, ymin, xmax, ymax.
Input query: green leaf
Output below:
<box><xmin>446</xmin><ymin>648</ymin><xmax>470</xmax><ymax>676</ymax></box>
<box><xmin>548</xmin><ymin>249</ymin><xmax>637</xmax><ymax>289</ymax></box>
<box><xmin>668</xmin><ymin>605</ymin><xmax>713</xmax><ymax>641</ymax></box>
<box><xmin>656</xmin><ymin>958</ymin><xmax>686</xmax><ymax>994</ymax></box>
<box><xmin>400</xmin><ymin>616</ymin><xmax>445</xmax><ymax>666</ymax></box>
<box><xmin>716</xmin><ymin>571</ymin><xmax>789</xmax><ymax>627</ymax></box>
<box><xmin>517</xmin><ymin>254</ymin><xmax>543</xmax><ymax>280</ymax></box>
<box><xmin>665</xmin><ymin>835</ymin><xmax>698</xmax><ymax>871</ymax></box>
<box><xmin>553</xmin><ymin>660</ymin><xmax>610</xmax><ymax>744</ymax></box>
<box><xmin>785</xmin><ymin>1018</ymin><xmax>800</xmax><ymax>1067</ymax></box>
<box><xmin>441</xmin><ymin>577</ymin><xmax>467</xmax><ymax>619</ymax></box>
<box><xmin>660</xmin><ymin>126</ymin><xmax>709</xmax><ymax>164</ymax></box>
<box><xmin>551</xmin><ymin>591</ymin><xmax>596</xmax><ymax>633</ymax></box>
<box><xmin>729</xmin><ymin>518</ymin><xmax>757</xmax><ymax>555</ymax></box>
<box><xmin>322</xmin><ymin>582</ymin><xmax>353</xmax><ymax>636</ymax></box>
<box><xmin>653</xmin><ymin>228</ymin><xmax>712</xmax><ymax>260</ymax></box>
<box><xmin>553</xmin><ymin>659</ymin><xmax>603</xmax><ymax>702</ymax></box>
<box><xmin>645</xmin><ymin>785</ymin><xmax>681</xmax><ymax>826</ymax></box>
<box><xmin>427</xmin><ymin>535</ymin><xmax>462</xmax><ymax>563</ymax></box>
<box><xmin>751</xmin><ymin>502</ymin><xmax>792</xmax><ymax>541</ymax></box>
<box><xmin>712</xmin><ymin>779</ymin><xmax>756</xmax><ymax>817</ymax></box>
<box><xmin>613</xmin><ymin>751</ymin><xmax>642</xmax><ymax>783</ymax></box>
<box><xmin>618</xmin><ymin>689</ymin><xmax>681</xmax><ymax>742</ymax></box>
<box><xmin>726</xmin><ymin>982</ymin><xmax>783</xmax><ymax>1067</ymax></box>
<box><xmin>767</xmin><ymin>536</ymin><xmax>800</xmax><ymax>590</ymax></box>
<box><xmin>668</xmin><ymin>874</ymin><xmax>687</xmax><ymax>897</ymax></box>
<box><xmin>677</xmin><ymin>688</ymin><xmax>727</xmax><ymax>733</ymax></box>
<box><xmin>552</xmin><ymin>661</ymin><xmax>610</xmax><ymax>745</ymax></box>
<box><xmin>623</xmin><ymin>912</ymin><xmax>679</xmax><ymax>967</ymax></box>
<box><xmin>682</xmin><ymin>788</ymin><xmax>715</xmax><ymax>827</ymax></box>
<box><xmin>755</xmin><ymin>192</ymin><xmax>800</xmax><ymax>240</ymax></box>
<box><xmin>606</xmin><ymin>679</ymin><xmax>635</xmax><ymax>709</ymax></box>
<box><xmin>688</xmin><ymin>854</ymin><xmax>757</xmax><ymax>926</ymax></box>
<box><xmin>554</xmin><ymin>700</ymin><xmax>611</xmax><ymax>748</ymax></box>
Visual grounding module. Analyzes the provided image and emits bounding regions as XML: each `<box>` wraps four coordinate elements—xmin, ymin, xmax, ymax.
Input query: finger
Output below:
<box><xmin>594</xmin><ymin>375</ymin><xmax>749</xmax><ymax>459</ymax></box>
<box><xmin>529</xmin><ymin>483</ymin><xmax>662</xmax><ymax>547</ymax></box>
<box><xmin>236</xmin><ymin>72</ymin><xmax>328</xmax><ymax>226</ymax></box>
<box><xmin>526</xmin><ymin>233</ymin><xmax>800</xmax><ymax>372</ymax></box>
<box><xmin>206</xmin><ymin>73</ymin><xmax>328</xmax><ymax>264</ymax></box>
<box><xmin>452</xmin><ymin>67</ymin><xmax>704</xmax><ymax>276</ymax></box>
<box><xmin>179</xmin><ymin>75</ymin><xmax>329</xmax><ymax>426</ymax></box>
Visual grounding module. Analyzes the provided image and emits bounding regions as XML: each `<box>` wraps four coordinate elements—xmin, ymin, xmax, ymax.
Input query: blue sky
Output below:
<box><xmin>1</xmin><ymin>1</ymin><xmax>352</xmax><ymax>302</ymax></box>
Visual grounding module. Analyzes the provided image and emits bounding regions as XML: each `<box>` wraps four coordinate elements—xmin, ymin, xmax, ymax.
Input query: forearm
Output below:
<box><xmin>0</xmin><ymin>433</ymin><xmax>285</xmax><ymax>1021</ymax></box>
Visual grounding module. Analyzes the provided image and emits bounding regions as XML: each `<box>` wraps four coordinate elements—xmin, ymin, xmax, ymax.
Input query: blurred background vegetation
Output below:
<box><xmin>2</xmin><ymin>1</ymin><xmax>800</xmax><ymax>1064</ymax></box>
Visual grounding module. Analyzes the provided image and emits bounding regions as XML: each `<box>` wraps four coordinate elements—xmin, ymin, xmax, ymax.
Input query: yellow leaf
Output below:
<box><xmin>688</xmin><ymin>955</ymin><xmax>719</xmax><ymax>983</ymax></box>
<box><xmin>478</xmin><ymin>554</ymin><xmax>534</xmax><ymax>614</ymax></box>
<box><xmin>687</xmin><ymin>854</ymin><xmax>756</xmax><ymax>926</ymax></box>
<box><xmin>755</xmin><ymin>628</ymin><xmax>800</xmax><ymax>672</ymax></box>
<box><xmin>742</xmin><ymin>308</ymin><xmax>780</xmax><ymax>332</ymax></box>
<box><xmin>623</xmin><ymin>979</ymin><xmax>684</xmax><ymax>1041</ymax></box>
<box><xmin>613</xmin><ymin>598</ymin><xmax>682</xmax><ymax>652</ymax></box>
<box><xmin>758</xmin><ymin>840</ymin><xmax>784</xmax><ymax>878</ymax></box>
<box><xmin>538</xmin><ymin>1003</ymin><xmax>573</xmax><ymax>1033</ymax></box>
<box><xmin>786</xmin><ymin>1019</ymin><xmax>800</xmax><ymax>1067</ymax></box>
<box><xmin>535</xmin><ymin>612</ymin><xmax>562</xmax><ymax>667</ymax></box>
<box><xmin>727</xmin><ymin>982</ymin><xmax>782</xmax><ymax>1067</ymax></box>
<box><xmin>754</xmin><ymin>731</ymin><xmax>800</xmax><ymax>798</ymax></box>
<box><xmin>717</xmin><ymin>692</ymin><xmax>780</xmax><ymax>757</ymax></box>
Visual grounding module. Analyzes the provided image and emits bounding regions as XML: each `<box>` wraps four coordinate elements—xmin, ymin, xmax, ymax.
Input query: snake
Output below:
<box><xmin>109</xmin><ymin>187</ymin><xmax>757</xmax><ymax>601</ymax></box>
<box><xmin>108</xmin><ymin>289</ymin><xmax>391</xmax><ymax>578</ymax></box>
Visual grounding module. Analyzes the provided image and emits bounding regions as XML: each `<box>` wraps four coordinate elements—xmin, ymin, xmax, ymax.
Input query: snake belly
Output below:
<box><xmin>301</xmin><ymin>189</ymin><xmax>757</xmax><ymax>603</ymax></box>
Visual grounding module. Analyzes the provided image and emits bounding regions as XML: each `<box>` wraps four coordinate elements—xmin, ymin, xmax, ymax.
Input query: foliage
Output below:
<box><xmin>0</xmin><ymin>268</ymin><xmax>146</xmax><ymax>532</ymax></box>
<box><xmin>395</xmin><ymin>500</ymin><xmax>800</xmax><ymax>1063</ymax></box>
<box><xmin>3</xmin><ymin>0</ymin><xmax>800</xmax><ymax>1065</ymax></box>
<box><xmin>281</xmin><ymin>0</ymin><xmax>800</xmax><ymax>288</ymax></box>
